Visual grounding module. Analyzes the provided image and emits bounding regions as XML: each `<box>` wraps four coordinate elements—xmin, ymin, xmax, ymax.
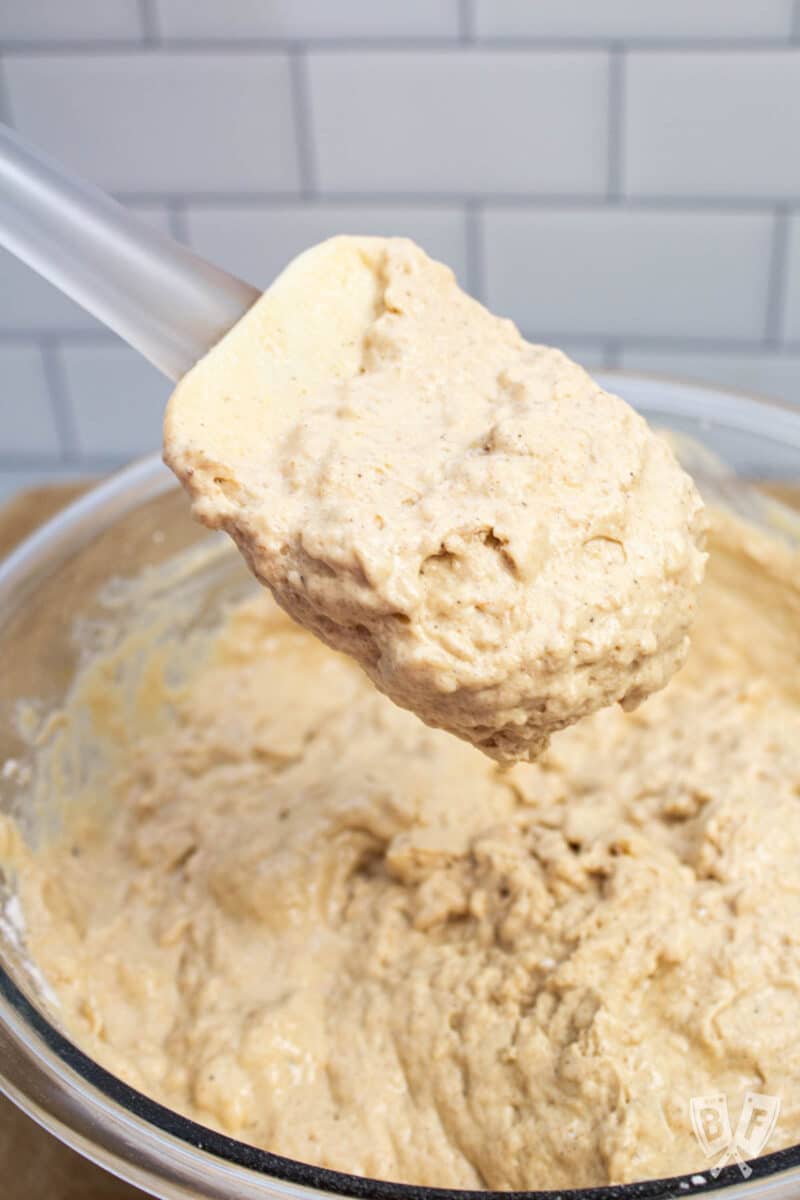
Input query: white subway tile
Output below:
<box><xmin>473</xmin><ymin>0</ymin><xmax>793</xmax><ymax>40</ymax></box>
<box><xmin>0</xmin><ymin>345</ymin><xmax>60</xmax><ymax>455</ymax></box>
<box><xmin>156</xmin><ymin>0</ymin><xmax>459</xmax><ymax>40</ymax></box>
<box><xmin>59</xmin><ymin>342</ymin><xmax>170</xmax><ymax>458</ymax></box>
<box><xmin>0</xmin><ymin>202</ymin><xmax>173</xmax><ymax>333</ymax></box>
<box><xmin>0</xmin><ymin>0</ymin><xmax>142</xmax><ymax>42</ymax></box>
<box><xmin>308</xmin><ymin>51</ymin><xmax>608</xmax><ymax>195</ymax></box>
<box><xmin>482</xmin><ymin>208</ymin><xmax>772</xmax><ymax>339</ymax></box>
<box><xmin>4</xmin><ymin>53</ymin><xmax>299</xmax><ymax>193</ymax></box>
<box><xmin>0</xmin><ymin>466</ymin><xmax>102</xmax><ymax>505</ymax></box>
<box><xmin>184</xmin><ymin>204</ymin><xmax>469</xmax><ymax>289</ymax></box>
<box><xmin>781</xmin><ymin>216</ymin><xmax>800</xmax><ymax>344</ymax></box>
<box><xmin>625</xmin><ymin>51</ymin><xmax>800</xmax><ymax>198</ymax></box>
<box><xmin>618</xmin><ymin>348</ymin><xmax>800</xmax><ymax>408</ymax></box>
<box><xmin>0</xmin><ymin>249</ymin><xmax>99</xmax><ymax>332</ymax></box>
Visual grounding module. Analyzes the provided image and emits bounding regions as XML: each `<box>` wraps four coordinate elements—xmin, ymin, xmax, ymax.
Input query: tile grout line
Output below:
<box><xmin>604</xmin><ymin>340</ymin><xmax>622</xmax><ymax>369</ymax></box>
<box><xmin>4</xmin><ymin>37</ymin><xmax>800</xmax><ymax>54</ymax></box>
<box><xmin>0</xmin><ymin>39</ymin><xmax>154</xmax><ymax>55</ymax></box>
<box><xmin>464</xmin><ymin>199</ymin><xmax>485</xmax><ymax>301</ymax></box>
<box><xmin>458</xmin><ymin>0</ymin><xmax>475</xmax><ymax>43</ymax></box>
<box><xmin>137</xmin><ymin>0</ymin><xmax>161</xmax><ymax>46</ymax></box>
<box><xmin>288</xmin><ymin>47</ymin><xmax>317</xmax><ymax>199</ymax></box>
<box><xmin>0</xmin><ymin>451</ymin><xmax>128</xmax><ymax>472</ymax></box>
<box><xmin>107</xmin><ymin>190</ymin><xmax>800</xmax><ymax>212</ymax></box>
<box><xmin>765</xmin><ymin>207</ymin><xmax>791</xmax><ymax>345</ymax></box>
<box><xmin>39</xmin><ymin>336</ymin><xmax>80</xmax><ymax>463</ymax></box>
<box><xmin>0</xmin><ymin>53</ymin><xmax>15</xmax><ymax>125</ymax></box>
<box><xmin>606</xmin><ymin>44</ymin><xmax>625</xmax><ymax>201</ymax></box>
<box><xmin>166</xmin><ymin>197</ymin><xmax>190</xmax><ymax>243</ymax></box>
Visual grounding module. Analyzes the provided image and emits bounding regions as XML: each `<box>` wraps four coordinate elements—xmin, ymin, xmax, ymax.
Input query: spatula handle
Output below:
<box><xmin>0</xmin><ymin>122</ymin><xmax>260</xmax><ymax>381</ymax></box>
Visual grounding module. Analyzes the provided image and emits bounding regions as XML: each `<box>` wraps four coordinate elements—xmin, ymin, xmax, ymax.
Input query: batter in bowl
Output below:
<box><xmin>165</xmin><ymin>237</ymin><xmax>706</xmax><ymax>761</ymax></box>
<box><xmin>7</xmin><ymin>502</ymin><xmax>800</xmax><ymax>1189</ymax></box>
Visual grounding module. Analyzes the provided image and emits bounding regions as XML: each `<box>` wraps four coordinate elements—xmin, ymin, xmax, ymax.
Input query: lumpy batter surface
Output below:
<box><xmin>10</xmin><ymin>507</ymin><xmax>800</xmax><ymax>1189</ymax></box>
<box><xmin>165</xmin><ymin>237</ymin><xmax>705</xmax><ymax>761</ymax></box>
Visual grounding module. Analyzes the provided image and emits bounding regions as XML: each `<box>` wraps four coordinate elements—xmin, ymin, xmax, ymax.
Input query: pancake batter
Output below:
<box><xmin>8</xmin><ymin>504</ymin><xmax>800</xmax><ymax>1189</ymax></box>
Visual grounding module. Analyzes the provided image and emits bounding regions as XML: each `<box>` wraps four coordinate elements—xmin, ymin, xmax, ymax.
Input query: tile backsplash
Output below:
<box><xmin>2</xmin><ymin>0</ymin><xmax>800</xmax><ymax>500</ymax></box>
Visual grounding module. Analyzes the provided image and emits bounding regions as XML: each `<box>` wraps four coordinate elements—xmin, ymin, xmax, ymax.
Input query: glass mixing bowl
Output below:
<box><xmin>1</xmin><ymin>372</ymin><xmax>800</xmax><ymax>1200</ymax></box>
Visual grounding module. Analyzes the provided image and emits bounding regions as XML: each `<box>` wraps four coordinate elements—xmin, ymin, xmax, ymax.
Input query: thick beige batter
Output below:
<box><xmin>8</xmin><ymin>506</ymin><xmax>800</xmax><ymax>1189</ymax></box>
<box><xmin>165</xmin><ymin>237</ymin><xmax>705</xmax><ymax>761</ymax></box>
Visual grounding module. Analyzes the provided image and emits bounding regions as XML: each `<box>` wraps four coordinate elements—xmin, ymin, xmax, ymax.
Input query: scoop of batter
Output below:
<box><xmin>165</xmin><ymin>237</ymin><xmax>706</xmax><ymax>760</ymax></box>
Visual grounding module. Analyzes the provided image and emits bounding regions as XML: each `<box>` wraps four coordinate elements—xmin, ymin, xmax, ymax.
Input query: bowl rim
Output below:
<box><xmin>2</xmin><ymin>372</ymin><xmax>800</xmax><ymax>1200</ymax></box>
